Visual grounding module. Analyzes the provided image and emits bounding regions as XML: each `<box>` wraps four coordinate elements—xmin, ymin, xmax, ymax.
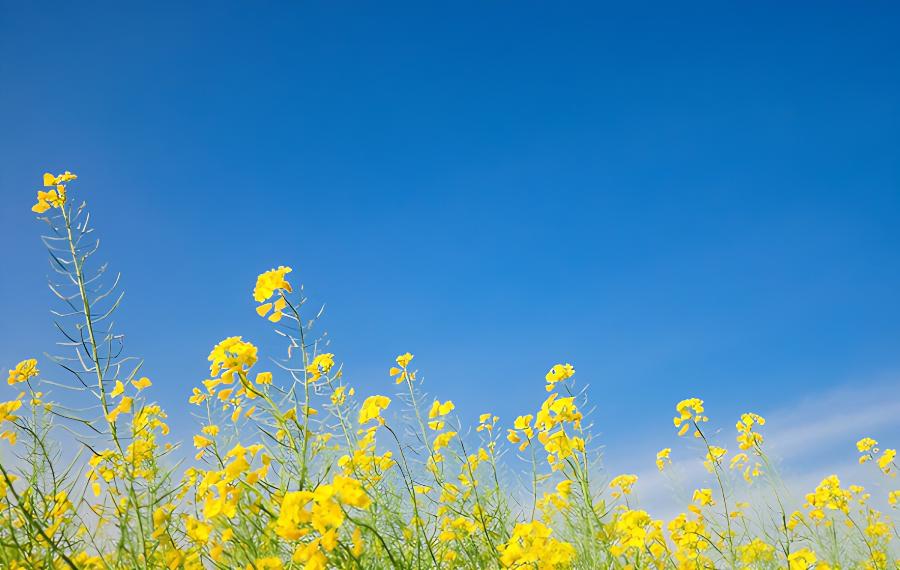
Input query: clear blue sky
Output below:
<box><xmin>1</xmin><ymin>2</ymin><xmax>899</xmax><ymax>470</ymax></box>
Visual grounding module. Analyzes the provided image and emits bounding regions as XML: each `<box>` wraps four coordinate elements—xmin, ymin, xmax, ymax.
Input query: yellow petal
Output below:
<box><xmin>268</xmin><ymin>311</ymin><xmax>283</xmax><ymax>323</ymax></box>
<box><xmin>43</xmin><ymin>172</ymin><xmax>56</xmax><ymax>187</ymax></box>
<box><xmin>256</xmin><ymin>303</ymin><xmax>272</xmax><ymax>317</ymax></box>
<box><xmin>132</xmin><ymin>377</ymin><xmax>152</xmax><ymax>390</ymax></box>
<box><xmin>31</xmin><ymin>200</ymin><xmax>50</xmax><ymax>213</ymax></box>
<box><xmin>110</xmin><ymin>380</ymin><xmax>125</xmax><ymax>398</ymax></box>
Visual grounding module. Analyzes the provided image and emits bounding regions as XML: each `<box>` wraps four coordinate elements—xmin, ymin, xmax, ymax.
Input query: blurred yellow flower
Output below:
<box><xmin>656</xmin><ymin>448</ymin><xmax>671</xmax><ymax>471</ymax></box>
<box><xmin>132</xmin><ymin>376</ymin><xmax>152</xmax><ymax>390</ymax></box>
<box><xmin>787</xmin><ymin>548</ymin><xmax>817</xmax><ymax>570</ymax></box>
<box><xmin>7</xmin><ymin>359</ymin><xmax>38</xmax><ymax>385</ymax></box>
<box><xmin>609</xmin><ymin>474</ymin><xmax>638</xmax><ymax>498</ymax></box>
<box><xmin>105</xmin><ymin>396</ymin><xmax>133</xmax><ymax>423</ymax></box>
<box><xmin>395</xmin><ymin>352</ymin><xmax>414</xmax><ymax>368</ymax></box>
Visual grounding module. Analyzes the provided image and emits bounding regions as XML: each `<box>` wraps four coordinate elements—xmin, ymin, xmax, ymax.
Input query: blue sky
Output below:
<box><xmin>1</xmin><ymin>1</ymin><xmax>899</xmax><ymax>481</ymax></box>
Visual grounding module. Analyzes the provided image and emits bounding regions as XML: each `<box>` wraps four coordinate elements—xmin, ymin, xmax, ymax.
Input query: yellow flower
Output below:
<box><xmin>857</xmin><ymin>437</ymin><xmax>878</xmax><ymax>453</ymax></box>
<box><xmin>786</xmin><ymin>510</ymin><xmax>803</xmax><ymax>531</ymax></box>
<box><xmin>249</xmin><ymin>557</ymin><xmax>283</xmax><ymax>570</ymax></box>
<box><xmin>184</xmin><ymin>516</ymin><xmax>212</xmax><ymax>544</ymax></box>
<box><xmin>131</xmin><ymin>377</ymin><xmax>152</xmax><ymax>390</ymax></box>
<box><xmin>692</xmin><ymin>488</ymin><xmax>715</xmax><ymax>506</ymax></box>
<box><xmin>352</xmin><ymin>526</ymin><xmax>364</xmax><ymax>557</ymax></box>
<box><xmin>193</xmin><ymin>435</ymin><xmax>213</xmax><ymax>449</ymax></box>
<box><xmin>7</xmin><ymin>359</ymin><xmax>38</xmax><ymax>385</ymax></box>
<box><xmin>189</xmin><ymin>387</ymin><xmax>207</xmax><ymax>405</ymax></box>
<box><xmin>208</xmin><ymin>336</ymin><xmax>258</xmax><ymax>380</ymax></box>
<box><xmin>673</xmin><ymin>398</ymin><xmax>707</xmax><ymax>437</ymax></box>
<box><xmin>106</xmin><ymin>396</ymin><xmax>133</xmax><ymax>423</ymax></box>
<box><xmin>703</xmin><ymin>445</ymin><xmax>727</xmax><ymax>472</ymax></box>
<box><xmin>804</xmin><ymin>475</ymin><xmax>851</xmax><ymax>520</ymax></box>
<box><xmin>110</xmin><ymin>380</ymin><xmax>125</xmax><ymax>398</ymax></box>
<box><xmin>609</xmin><ymin>474</ymin><xmax>638</xmax><ymax>499</ymax></box>
<box><xmin>257</xmin><ymin>296</ymin><xmax>288</xmax><ymax>322</ymax></box>
<box><xmin>43</xmin><ymin>171</ymin><xmax>77</xmax><ymax>186</ymax></box>
<box><xmin>544</xmin><ymin>363</ymin><xmax>575</xmax><ymax>391</ymax></box>
<box><xmin>332</xmin><ymin>475</ymin><xmax>371</xmax><ymax>509</ymax></box>
<box><xmin>739</xmin><ymin>539</ymin><xmax>774</xmax><ymax>565</ymax></box>
<box><xmin>427</xmin><ymin>399</ymin><xmax>455</xmax><ymax>430</ymax></box>
<box><xmin>253</xmin><ymin>266</ymin><xmax>293</xmax><ymax>303</ymax></box>
<box><xmin>656</xmin><ymin>448</ymin><xmax>671</xmax><ymax>471</ymax></box>
<box><xmin>307</xmin><ymin>353</ymin><xmax>335</xmax><ymax>381</ymax></box>
<box><xmin>877</xmin><ymin>449</ymin><xmax>896</xmax><ymax>475</ymax></box>
<box><xmin>736</xmin><ymin>412</ymin><xmax>765</xmax><ymax>450</ymax></box>
<box><xmin>609</xmin><ymin>509</ymin><xmax>663</xmax><ymax>558</ymax></box>
<box><xmin>787</xmin><ymin>548</ymin><xmax>817</xmax><ymax>570</ymax></box>
<box><xmin>498</xmin><ymin>520</ymin><xmax>575</xmax><ymax>569</ymax></box>
<box><xmin>330</xmin><ymin>385</ymin><xmax>353</xmax><ymax>406</ymax></box>
<box><xmin>507</xmin><ymin>415</ymin><xmax>534</xmax><ymax>448</ymax></box>
<box><xmin>429</xmin><ymin>399</ymin><xmax>455</xmax><ymax>419</ymax></box>
<box><xmin>0</xmin><ymin>396</ymin><xmax>24</xmax><ymax>424</ymax></box>
<box><xmin>359</xmin><ymin>395</ymin><xmax>391</xmax><ymax>425</ymax></box>
<box><xmin>389</xmin><ymin>353</ymin><xmax>416</xmax><ymax>384</ymax></box>
<box><xmin>433</xmin><ymin>431</ymin><xmax>457</xmax><ymax>452</ymax></box>
<box><xmin>476</xmin><ymin>413</ymin><xmax>498</xmax><ymax>432</ymax></box>
<box><xmin>395</xmin><ymin>352</ymin><xmax>414</xmax><ymax>368</ymax></box>
<box><xmin>32</xmin><ymin>171</ymin><xmax>75</xmax><ymax>213</ymax></box>
<box><xmin>255</xmin><ymin>371</ymin><xmax>273</xmax><ymax>385</ymax></box>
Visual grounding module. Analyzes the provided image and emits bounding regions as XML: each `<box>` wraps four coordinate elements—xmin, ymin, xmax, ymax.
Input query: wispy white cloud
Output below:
<box><xmin>603</xmin><ymin>377</ymin><xmax>900</xmax><ymax>519</ymax></box>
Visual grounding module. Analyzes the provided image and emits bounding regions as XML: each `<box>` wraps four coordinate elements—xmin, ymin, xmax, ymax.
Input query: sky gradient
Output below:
<box><xmin>1</xmin><ymin>1</ymin><xmax>899</xmax><ymax>485</ymax></box>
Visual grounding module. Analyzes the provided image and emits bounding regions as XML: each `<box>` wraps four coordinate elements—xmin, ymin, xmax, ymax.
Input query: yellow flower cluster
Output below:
<box><xmin>532</xmin><ymin>388</ymin><xmax>585</xmax><ymax>470</ymax></box>
<box><xmin>544</xmin><ymin>362</ymin><xmax>575</xmax><ymax>392</ymax></box>
<box><xmin>358</xmin><ymin>395</ymin><xmax>391</xmax><ymax>425</ymax></box>
<box><xmin>306</xmin><ymin>353</ymin><xmax>335</xmax><ymax>383</ymax></box>
<box><xmin>274</xmin><ymin>475</ymin><xmax>369</xmax><ymax>567</ymax></box>
<box><xmin>857</xmin><ymin>437</ymin><xmax>898</xmax><ymax>476</ymax></box>
<box><xmin>609</xmin><ymin>473</ymin><xmax>638</xmax><ymax>499</ymax></box>
<box><xmin>31</xmin><ymin>171</ymin><xmax>76</xmax><ymax>213</ymax></box>
<box><xmin>804</xmin><ymin>474</ymin><xmax>852</xmax><ymax>521</ymax></box>
<box><xmin>497</xmin><ymin>520</ymin><xmax>575</xmax><ymax>568</ymax></box>
<box><xmin>609</xmin><ymin>509</ymin><xmax>666</xmax><ymax>563</ymax></box>
<box><xmin>428</xmin><ymin>399</ymin><xmax>455</xmax><ymax>430</ymax></box>
<box><xmin>656</xmin><ymin>447</ymin><xmax>671</xmax><ymax>471</ymax></box>
<box><xmin>736</xmin><ymin>411</ymin><xmax>765</xmax><ymax>450</ymax></box>
<box><xmin>193</xmin><ymin>336</ymin><xmax>266</xmax><ymax>424</ymax></box>
<box><xmin>5</xmin><ymin>175</ymin><xmax>900</xmax><ymax>570</ymax></box>
<box><xmin>673</xmin><ymin>397</ymin><xmax>707</xmax><ymax>437</ymax></box>
<box><xmin>6</xmin><ymin>359</ymin><xmax>38</xmax><ymax>385</ymax></box>
<box><xmin>389</xmin><ymin>352</ymin><xmax>415</xmax><ymax>384</ymax></box>
<box><xmin>253</xmin><ymin>266</ymin><xmax>293</xmax><ymax>322</ymax></box>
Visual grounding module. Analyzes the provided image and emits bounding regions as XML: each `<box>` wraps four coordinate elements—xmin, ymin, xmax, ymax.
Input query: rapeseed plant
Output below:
<box><xmin>0</xmin><ymin>171</ymin><xmax>896</xmax><ymax>568</ymax></box>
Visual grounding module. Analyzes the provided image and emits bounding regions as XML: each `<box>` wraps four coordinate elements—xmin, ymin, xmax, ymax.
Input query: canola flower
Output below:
<box><xmin>7</xmin><ymin>359</ymin><xmax>38</xmax><ymax>385</ymax></box>
<box><xmin>0</xmin><ymin>171</ymin><xmax>896</xmax><ymax>569</ymax></box>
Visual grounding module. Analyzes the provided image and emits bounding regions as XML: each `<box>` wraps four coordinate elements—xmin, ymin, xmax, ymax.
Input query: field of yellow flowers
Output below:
<box><xmin>1</xmin><ymin>171</ymin><xmax>897</xmax><ymax>569</ymax></box>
